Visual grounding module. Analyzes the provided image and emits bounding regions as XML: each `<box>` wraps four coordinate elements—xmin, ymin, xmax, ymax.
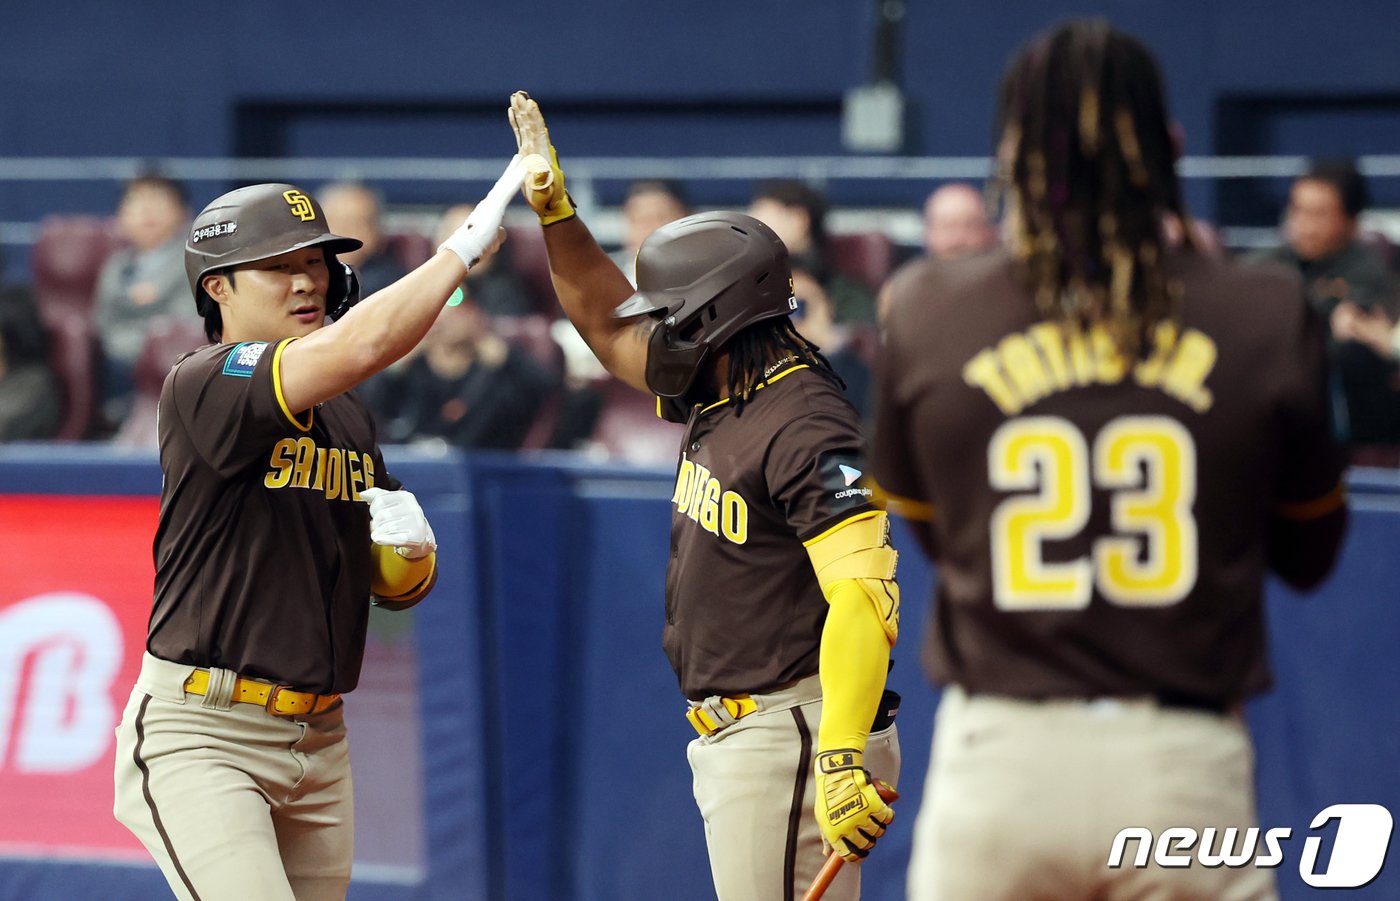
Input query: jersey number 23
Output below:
<box><xmin>988</xmin><ymin>415</ymin><xmax>1197</xmax><ymax>610</ymax></box>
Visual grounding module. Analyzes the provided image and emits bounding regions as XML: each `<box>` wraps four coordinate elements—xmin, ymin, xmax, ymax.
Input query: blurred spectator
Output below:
<box><xmin>1250</xmin><ymin>158</ymin><xmax>1400</xmax><ymax>445</ymax></box>
<box><xmin>0</xmin><ymin>283</ymin><xmax>62</xmax><ymax>441</ymax></box>
<box><xmin>922</xmin><ymin>182</ymin><xmax>997</xmax><ymax>260</ymax></box>
<box><xmin>877</xmin><ymin>182</ymin><xmax>1000</xmax><ymax>323</ymax></box>
<box><xmin>791</xmin><ymin>268</ymin><xmax>871</xmax><ymax>421</ymax></box>
<box><xmin>93</xmin><ymin>174</ymin><xmax>190</xmax><ymax>425</ymax></box>
<box><xmin>1333</xmin><ymin>302</ymin><xmax>1400</xmax><ymax>365</ymax></box>
<box><xmin>749</xmin><ymin>180</ymin><xmax>876</xmax><ymax>323</ymax></box>
<box><xmin>609</xmin><ymin>179</ymin><xmax>690</xmax><ymax>285</ymax></box>
<box><xmin>372</xmin><ymin>291</ymin><xmax>555</xmax><ymax>450</ymax></box>
<box><xmin>435</xmin><ymin>204</ymin><xmax>538</xmax><ymax>315</ymax></box>
<box><xmin>546</xmin><ymin>318</ymin><xmax>610</xmax><ymax>451</ymax></box>
<box><xmin>317</xmin><ymin>182</ymin><xmax>406</xmax><ymax>295</ymax></box>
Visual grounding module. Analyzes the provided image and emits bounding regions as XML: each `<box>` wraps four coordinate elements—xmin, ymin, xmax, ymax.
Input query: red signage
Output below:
<box><xmin>0</xmin><ymin>495</ymin><xmax>157</xmax><ymax>859</ymax></box>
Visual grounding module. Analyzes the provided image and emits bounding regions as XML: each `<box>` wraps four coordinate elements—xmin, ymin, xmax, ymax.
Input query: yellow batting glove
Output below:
<box><xmin>814</xmin><ymin>748</ymin><xmax>894</xmax><ymax>862</ymax></box>
<box><xmin>509</xmin><ymin>91</ymin><xmax>576</xmax><ymax>226</ymax></box>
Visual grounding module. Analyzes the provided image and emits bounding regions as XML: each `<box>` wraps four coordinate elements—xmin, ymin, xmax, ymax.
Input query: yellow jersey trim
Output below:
<box><xmin>272</xmin><ymin>337</ymin><xmax>313</xmax><ymax>433</ymax></box>
<box><xmin>867</xmin><ymin>476</ymin><xmax>936</xmax><ymax>523</ymax></box>
<box><xmin>654</xmin><ymin>363</ymin><xmax>812</xmax><ymax>419</ymax></box>
<box><xmin>1274</xmin><ymin>482</ymin><xmax>1346</xmax><ymax>522</ymax></box>
<box><xmin>699</xmin><ymin>363</ymin><xmax>811</xmax><ymax>416</ymax></box>
<box><xmin>803</xmin><ymin>509</ymin><xmax>884</xmax><ymax>548</ymax></box>
<box><xmin>886</xmin><ymin>493</ymin><xmax>935</xmax><ymax>522</ymax></box>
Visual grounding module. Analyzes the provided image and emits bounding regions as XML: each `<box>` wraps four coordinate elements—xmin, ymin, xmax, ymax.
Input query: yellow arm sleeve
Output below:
<box><xmin>805</xmin><ymin>510</ymin><xmax>901</xmax><ymax>752</ymax></box>
<box><xmin>805</xmin><ymin>510</ymin><xmax>900</xmax><ymax>644</ymax></box>
<box><xmin>370</xmin><ymin>544</ymin><xmax>437</xmax><ymax>607</ymax></box>
<box><xmin>817</xmin><ymin>580</ymin><xmax>892</xmax><ymax>752</ymax></box>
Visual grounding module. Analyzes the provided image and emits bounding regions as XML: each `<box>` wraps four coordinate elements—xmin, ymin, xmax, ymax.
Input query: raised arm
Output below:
<box><xmin>276</xmin><ymin>156</ymin><xmax>526</xmax><ymax>413</ymax></box>
<box><xmin>510</xmin><ymin>91</ymin><xmax>654</xmax><ymax>393</ymax></box>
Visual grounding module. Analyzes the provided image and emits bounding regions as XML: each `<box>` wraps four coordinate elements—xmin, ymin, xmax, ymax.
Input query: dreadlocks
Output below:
<box><xmin>722</xmin><ymin>318</ymin><xmax>844</xmax><ymax>416</ymax></box>
<box><xmin>996</xmin><ymin>18</ymin><xmax>1196</xmax><ymax>360</ymax></box>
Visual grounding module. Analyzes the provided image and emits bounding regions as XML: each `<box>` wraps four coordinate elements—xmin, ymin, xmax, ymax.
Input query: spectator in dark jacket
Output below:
<box><xmin>371</xmin><ymin>290</ymin><xmax>555</xmax><ymax>450</ymax></box>
<box><xmin>1250</xmin><ymin>158</ymin><xmax>1400</xmax><ymax>445</ymax></box>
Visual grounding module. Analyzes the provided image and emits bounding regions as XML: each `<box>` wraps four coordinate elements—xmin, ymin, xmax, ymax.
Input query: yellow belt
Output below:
<box><xmin>183</xmin><ymin>669</ymin><xmax>341</xmax><ymax>717</ymax></box>
<box><xmin>686</xmin><ymin>695</ymin><xmax>759</xmax><ymax>737</ymax></box>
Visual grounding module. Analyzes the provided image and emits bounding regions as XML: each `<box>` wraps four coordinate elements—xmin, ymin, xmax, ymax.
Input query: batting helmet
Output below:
<box><xmin>612</xmin><ymin>211</ymin><xmax>796</xmax><ymax>398</ymax></box>
<box><xmin>185</xmin><ymin>183</ymin><xmax>364</xmax><ymax>326</ymax></box>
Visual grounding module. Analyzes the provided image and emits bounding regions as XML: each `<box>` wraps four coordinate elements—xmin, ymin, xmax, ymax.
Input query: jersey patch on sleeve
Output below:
<box><xmin>822</xmin><ymin>453</ymin><xmax>876</xmax><ymax>504</ymax></box>
<box><xmin>222</xmin><ymin>341</ymin><xmax>269</xmax><ymax>378</ymax></box>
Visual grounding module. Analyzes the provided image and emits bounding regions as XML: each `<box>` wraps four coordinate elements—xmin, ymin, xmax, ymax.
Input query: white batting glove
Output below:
<box><xmin>438</xmin><ymin>154</ymin><xmax>527</xmax><ymax>269</ymax></box>
<box><xmin>360</xmin><ymin>487</ymin><xmax>437</xmax><ymax>559</ymax></box>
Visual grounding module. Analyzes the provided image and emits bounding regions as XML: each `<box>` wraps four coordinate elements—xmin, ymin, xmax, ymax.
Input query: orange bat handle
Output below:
<box><xmin>800</xmin><ymin>779</ymin><xmax>899</xmax><ymax>901</ymax></box>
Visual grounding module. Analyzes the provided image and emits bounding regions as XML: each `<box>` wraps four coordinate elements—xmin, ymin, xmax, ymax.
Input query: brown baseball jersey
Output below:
<box><xmin>660</xmin><ymin>362</ymin><xmax>878</xmax><ymax>700</ymax></box>
<box><xmin>871</xmin><ymin>248</ymin><xmax>1346</xmax><ymax>707</ymax></box>
<box><xmin>147</xmin><ymin>337</ymin><xmax>396</xmax><ymax>694</ymax></box>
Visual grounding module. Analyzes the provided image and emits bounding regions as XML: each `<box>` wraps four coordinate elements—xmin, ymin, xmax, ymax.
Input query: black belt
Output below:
<box><xmin>964</xmin><ymin>689</ymin><xmax>1233</xmax><ymax>716</ymax></box>
<box><xmin>1151</xmin><ymin>691</ymin><xmax>1234</xmax><ymax>716</ymax></box>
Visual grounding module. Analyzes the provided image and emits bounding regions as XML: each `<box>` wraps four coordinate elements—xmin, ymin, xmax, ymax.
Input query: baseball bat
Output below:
<box><xmin>522</xmin><ymin>153</ymin><xmax>554</xmax><ymax>192</ymax></box>
<box><xmin>800</xmin><ymin>779</ymin><xmax>900</xmax><ymax>901</ymax></box>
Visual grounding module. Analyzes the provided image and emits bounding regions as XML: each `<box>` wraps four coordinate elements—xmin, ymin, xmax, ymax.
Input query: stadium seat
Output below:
<box><xmin>504</xmin><ymin>225</ymin><xmax>559</xmax><ymax>315</ymax></box>
<box><xmin>518</xmin><ymin>393</ymin><xmax>562</xmax><ymax>451</ymax></box>
<box><xmin>590</xmin><ymin>376</ymin><xmax>683</xmax><ymax>465</ymax></box>
<box><xmin>827</xmin><ymin>232</ymin><xmax>897</xmax><ymax>293</ymax></box>
<box><xmin>384</xmin><ymin>231</ymin><xmax>435</xmax><ymax>272</ymax></box>
<box><xmin>30</xmin><ymin>215</ymin><xmax>122</xmax><ymax>439</ymax></box>
<box><xmin>111</xmin><ymin>315</ymin><xmax>208</xmax><ymax>448</ymax></box>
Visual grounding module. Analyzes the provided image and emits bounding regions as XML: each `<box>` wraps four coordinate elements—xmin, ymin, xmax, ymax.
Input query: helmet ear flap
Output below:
<box><xmin>326</xmin><ymin>261</ymin><xmax>361</xmax><ymax>322</ymax></box>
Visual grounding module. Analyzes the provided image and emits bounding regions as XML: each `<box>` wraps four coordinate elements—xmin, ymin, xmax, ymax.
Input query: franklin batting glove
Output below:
<box><xmin>361</xmin><ymin>487</ymin><xmax>437</xmax><ymax>559</ymax></box>
<box><xmin>439</xmin><ymin>155</ymin><xmax>527</xmax><ymax>269</ymax></box>
<box><xmin>509</xmin><ymin>91</ymin><xmax>576</xmax><ymax>225</ymax></box>
<box><xmin>814</xmin><ymin>748</ymin><xmax>894</xmax><ymax>862</ymax></box>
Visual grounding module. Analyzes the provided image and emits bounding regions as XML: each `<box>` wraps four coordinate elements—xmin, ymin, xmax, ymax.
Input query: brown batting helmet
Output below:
<box><xmin>612</xmin><ymin>211</ymin><xmax>796</xmax><ymax>398</ymax></box>
<box><xmin>185</xmin><ymin>183</ymin><xmax>363</xmax><ymax>322</ymax></box>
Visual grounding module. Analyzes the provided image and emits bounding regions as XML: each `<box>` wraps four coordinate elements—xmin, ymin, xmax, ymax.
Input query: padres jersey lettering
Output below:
<box><xmin>671</xmin><ymin>454</ymin><xmax>749</xmax><ymax>544</ymax></box>
<box><xmin>872</xmin><ymin>249</ymin><xmax>1345</xmax><ymax>705</ymax></box>
<box><xmin>963</xmin><ymin>321</ymin><xmax>1217</xmax><ymax>415</ymax></box>
<box><xmin>660</xmin><ymin>365</ymin><xmax>877</xmax><ymax>698</ymax></box>
<box><xmin>149</xmin><ymin>338</ymin><xmax>397</xmax><ymax>693</ymax></box>
<box><xmin>264</xmin><ymin>437</ymin><xmax>376</xmax><ymax>499</ymax></box>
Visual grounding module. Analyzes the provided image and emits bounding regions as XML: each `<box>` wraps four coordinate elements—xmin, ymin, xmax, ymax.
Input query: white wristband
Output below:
<box><xmin>439</xmin><ymin>154</ymin><xmax>527</xmax><ymax>269</ymax></box>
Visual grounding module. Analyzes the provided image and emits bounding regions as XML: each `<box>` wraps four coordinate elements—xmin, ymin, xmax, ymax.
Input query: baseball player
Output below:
<box><xmin>507</xmin><ymin>92</ymin><xmax>901</xmax><ymax>901</ymax></box>
<box><xmin>112</xmin><ymin>158</ymin><xmax>526</xmax><ymax>901</ymax></box>
<box><xmin>871</xmin><ymin>20</ymin><xmax>1349</xmax><ymax>900</ymax></box>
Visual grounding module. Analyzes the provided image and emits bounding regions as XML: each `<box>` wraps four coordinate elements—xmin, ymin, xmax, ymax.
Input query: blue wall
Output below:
<box><xmin>5</xmin><ymin>2</ymin><xmax>1400</xmax><ymax>222</ymax></box>
<box><xmin>1</xmin><ymin>448</ymin><xmax>1399</xmax><ymax>898</ymax></box>
<box><xmin>6</xmin><ymin>1</ymin><xmax>1400</xmax><ymax>160</ymax></box>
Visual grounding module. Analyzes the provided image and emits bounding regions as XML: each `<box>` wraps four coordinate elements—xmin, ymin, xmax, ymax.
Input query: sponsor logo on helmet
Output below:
<box><xmin>282</xmin><ymin>190</ymin><xmax>317</xmax><ymax>222</ymax></box>
<box><xmin>191</xmin><ymin>221</ymin><xmax>238</xmax><ymax>244</ymax></box>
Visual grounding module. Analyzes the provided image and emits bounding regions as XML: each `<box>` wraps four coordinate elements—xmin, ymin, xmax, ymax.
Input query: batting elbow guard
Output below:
<box><xmin>370</xmin><ymin>544</ymin><xmax>437</xmax><ymax>610</ymax></box>
<box><xmin>805</xmin><ymin>511</ymin><xmax>900</xmax><ymax>645</ymax></box>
